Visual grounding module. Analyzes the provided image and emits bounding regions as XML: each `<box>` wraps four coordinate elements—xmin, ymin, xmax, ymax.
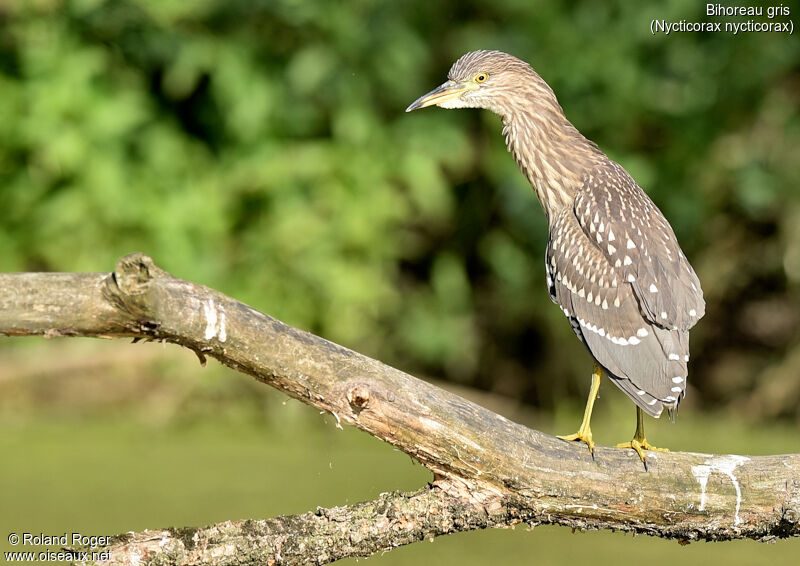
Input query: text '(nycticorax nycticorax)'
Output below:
<box><xmin>407</xmin><ymin>50</ymin><xmax>705</xmax><ymax>464</ymax></box>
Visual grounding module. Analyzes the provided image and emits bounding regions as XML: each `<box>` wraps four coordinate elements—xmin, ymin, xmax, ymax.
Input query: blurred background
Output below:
<box><xmin>0</xmin><ymin>0</ymin><xmax>798</xmax><ymax>564</ymax></box>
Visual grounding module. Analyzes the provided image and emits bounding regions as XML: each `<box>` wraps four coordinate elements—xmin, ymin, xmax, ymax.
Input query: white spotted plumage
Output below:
<box><xmin>429</xmin><ymin>50</ymin><xmax>705</xmax><ymax>419</ymax></box>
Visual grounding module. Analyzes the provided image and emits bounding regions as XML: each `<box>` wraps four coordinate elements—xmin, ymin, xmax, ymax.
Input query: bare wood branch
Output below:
<box><xmin>72</xmin><ymin>487</ymin><xmax>516</xmax><ymax>566</ymax></box>
<box><xmin>1</xmin><ymin>253</ymin><xmax>799</xmax><ymax>565</ymax></box>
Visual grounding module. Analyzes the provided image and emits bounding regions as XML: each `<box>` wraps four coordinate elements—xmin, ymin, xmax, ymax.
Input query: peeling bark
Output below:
<box><xmin>1</xmin><ymin>253</ymin><xmax>798</xmax><ymax>565</ymax></box>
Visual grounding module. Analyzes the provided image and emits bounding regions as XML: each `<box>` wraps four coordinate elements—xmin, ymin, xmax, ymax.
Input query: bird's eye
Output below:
<box><xmin>474</xmin><ymin>73</ymin><xmax>488</xmax><ymax>83</ymax></box>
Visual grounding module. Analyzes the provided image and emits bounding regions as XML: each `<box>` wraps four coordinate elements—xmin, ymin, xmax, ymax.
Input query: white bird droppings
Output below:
<box><xmin>203</xmin><ymin>299</ymin><xmax>228</xmax><ymax>342</ymax></box>
<box><xmin>691</xmin><ymin>455</ymin><xmax>750</xmax><ymax>526</ymax></box>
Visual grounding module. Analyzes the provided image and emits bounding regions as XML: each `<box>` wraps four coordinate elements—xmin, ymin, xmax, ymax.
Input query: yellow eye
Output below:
<box><xmin>474</xmin><ymin>72</ymin><xmax>488</xmax><ymax>83</ymax></box>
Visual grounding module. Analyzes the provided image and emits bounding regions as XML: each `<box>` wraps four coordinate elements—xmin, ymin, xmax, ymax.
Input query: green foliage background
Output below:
<box><xmin>1</xmin><ymin>1</ymin><xmax>800</xmax><ymax>564</ymax></box>
<box><xmin>2</xmin><ymin>3</ymin><xmax>799</xmax><ymax>417</ymax></box>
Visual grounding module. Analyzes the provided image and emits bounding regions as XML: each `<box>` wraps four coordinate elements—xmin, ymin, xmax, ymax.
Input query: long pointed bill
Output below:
<box><xmin>405</xmin><ymin>81</ymin><xmax>471</xmax><ymax>112</ymax></box>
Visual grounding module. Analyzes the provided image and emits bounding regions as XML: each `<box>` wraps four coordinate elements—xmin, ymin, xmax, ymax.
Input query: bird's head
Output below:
<box><xmin>406</xmin><ymin>50</ymin><xmax>538</xmax><ymax>114</ymax></box>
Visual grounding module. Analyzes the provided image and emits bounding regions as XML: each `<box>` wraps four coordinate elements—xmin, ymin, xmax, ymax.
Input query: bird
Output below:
<box><xmin>406</xmin><ymin>50</ymin><xmax>704</xmax><ymax>464</ymax></box>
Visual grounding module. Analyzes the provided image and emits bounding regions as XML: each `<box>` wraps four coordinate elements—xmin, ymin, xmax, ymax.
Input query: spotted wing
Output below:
<box><xmin>573</xmin><ymin>161</ymin><xmax>704</xmax><ymax>332</ymax></box>
<box><xmin>546</xmin><ymin>207</ymin><xmax>689</xmax><ymax>417</ymax></box>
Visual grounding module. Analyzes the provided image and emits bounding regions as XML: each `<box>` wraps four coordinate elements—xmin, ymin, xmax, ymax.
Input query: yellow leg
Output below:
<box><xmin>558</xmin><ymin>362</ymin><xmax>602</xmax><ymax>455</ymax></box>
<box><xmin>616</xmin><ymin>407</ymin><xmax>669</xmax><ymax>464</ymax></box>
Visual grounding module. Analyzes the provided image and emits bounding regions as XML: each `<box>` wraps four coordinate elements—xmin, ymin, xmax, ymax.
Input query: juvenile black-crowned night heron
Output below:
<box><xmin>407</xmin><ymin>50</ymin><xmax>705</xmax><ymax>464</ymax></box>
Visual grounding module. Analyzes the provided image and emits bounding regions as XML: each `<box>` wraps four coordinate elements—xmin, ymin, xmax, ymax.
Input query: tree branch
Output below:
<box><xmin>73</xmin><ymin>487</ymin><xmax>513</xmax><ymax>566</ymax></box>
<box><xmin>1</xmin><ymin>254</ymin><xmax>798</xmax><ymax>565</ymax></box>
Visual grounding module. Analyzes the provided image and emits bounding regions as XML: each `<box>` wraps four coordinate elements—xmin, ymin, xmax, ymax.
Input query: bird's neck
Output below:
<box><xmin>501</xmin><ymin>99</ymin><xmax>604</xmax><ymax>221</ymax></box>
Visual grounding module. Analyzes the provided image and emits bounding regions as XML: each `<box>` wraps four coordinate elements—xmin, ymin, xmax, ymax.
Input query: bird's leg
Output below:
<box><xmin>616</xmin><ymin>407</ymin><xmax>669</xmax><ymax>464</ymax></box>
<box><xmin>557</xmin><ymin>362</ymin><xmax>602</xmax><ymax>455</ymax></box>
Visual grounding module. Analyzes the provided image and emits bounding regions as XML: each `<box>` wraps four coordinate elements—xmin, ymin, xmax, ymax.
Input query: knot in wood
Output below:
<box><xmin>115</xmin><ymin>253</ymin><xmax>158</xmax><ymax>295</ymax></box>
<box><xmin>347</xmin><ymin>385</ymin><xmax>371</xmax><ymax>412</ymax></box>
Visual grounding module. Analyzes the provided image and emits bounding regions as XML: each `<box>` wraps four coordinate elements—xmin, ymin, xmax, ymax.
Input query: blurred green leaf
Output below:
<box><xmin>0</xmin><ymin>0</ymin><xmax>798</xmax><ymax>418</ymax></box>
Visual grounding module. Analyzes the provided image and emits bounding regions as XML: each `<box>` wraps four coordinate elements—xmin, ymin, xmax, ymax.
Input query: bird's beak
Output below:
<box><xmin>405</xmin><ymin>81</ymin><xmax>472</xmax><ymax>112</ymax></box>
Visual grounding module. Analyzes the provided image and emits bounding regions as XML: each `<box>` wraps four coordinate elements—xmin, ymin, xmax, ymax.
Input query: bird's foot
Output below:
<box><xmin>615</xmin><ymin>438</ymin><xmax>668</xmax><ymax>464</ymax></box>
<box><xmin>557</xmin><ymin>429</ymin><xmax>595</xmax><ymax>456</ymax></box>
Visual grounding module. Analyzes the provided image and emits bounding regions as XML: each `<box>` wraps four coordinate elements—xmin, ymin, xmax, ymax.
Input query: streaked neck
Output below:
<box><xmin>498</xmin><ymin>89</ymin><xmax>604</xmax><ymax>221</ymax></box>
